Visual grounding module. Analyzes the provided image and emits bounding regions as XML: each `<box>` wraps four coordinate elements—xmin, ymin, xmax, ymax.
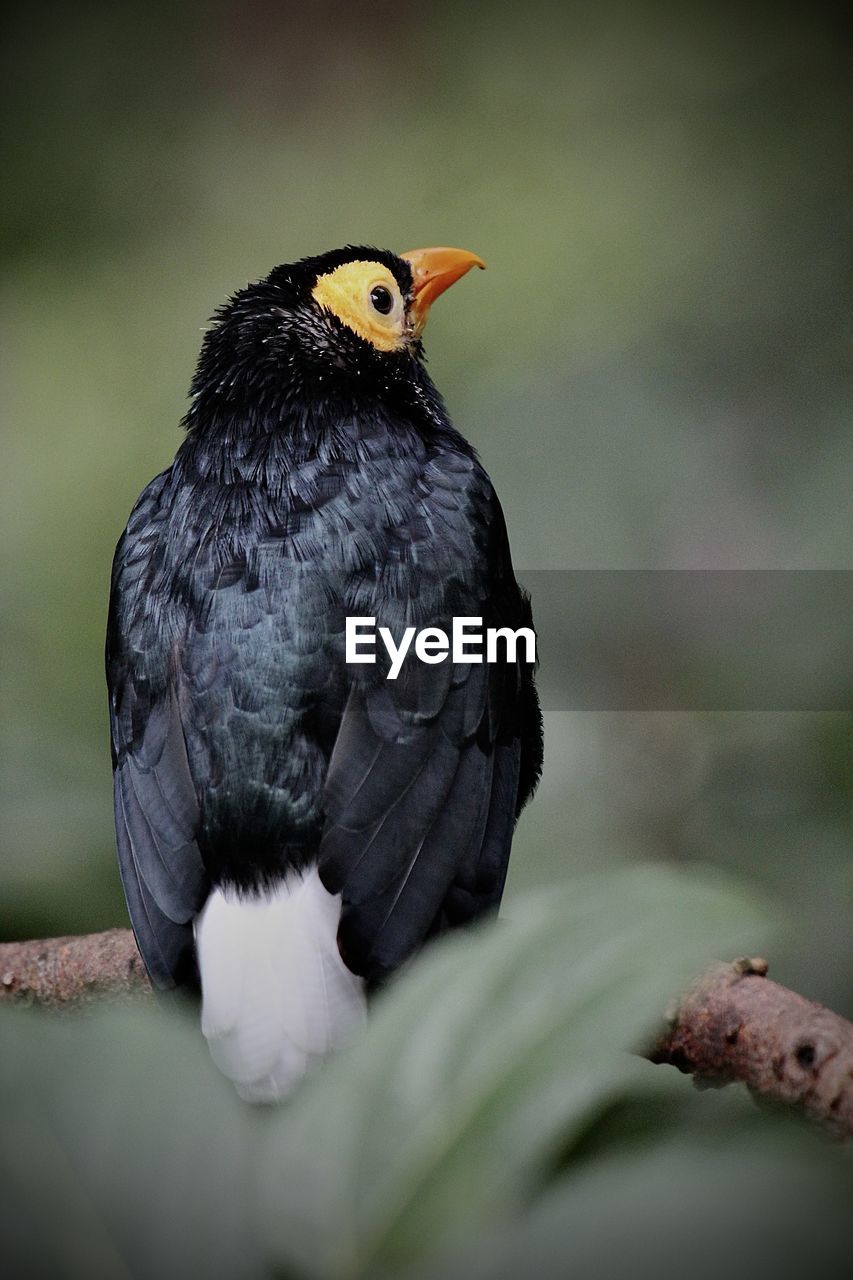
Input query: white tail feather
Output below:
<box><xmin>195</xmin><ymin>867</ymin><xmax>366</xmax><ymax>1102</ymax></box>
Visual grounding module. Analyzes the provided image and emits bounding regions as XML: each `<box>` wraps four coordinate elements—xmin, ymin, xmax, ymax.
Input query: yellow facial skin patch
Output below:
<box><xmin>312</xmin><ymin>261</ymin><xmax>407</xmax><ymax>353</ymax></box>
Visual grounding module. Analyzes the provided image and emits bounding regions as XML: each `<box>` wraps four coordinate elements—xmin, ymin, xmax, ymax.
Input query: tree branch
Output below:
<box><xmin>0</xmin><ymin>929</ymin><xmax>151</xmax><ymax>1010</ymax></box>
<box><xmin>2</xmin><ymin>933</ymin><xmax>852</xmax><ymax>1137</ymax></box>
<box><xmin>651</xmin><ymin>956</ymin><xmax>853</xmax><ymax>1138</ymax></box>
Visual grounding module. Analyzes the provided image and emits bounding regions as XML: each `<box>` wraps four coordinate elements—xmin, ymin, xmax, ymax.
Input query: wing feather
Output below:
<box><xmin>111</xmin><ymin>691</ymin><xmax>208</xmax><ymax>987</ymax></box>
<box><xmin>107</xmin><ymin>478</ymin><xmax>209</xmax><ymax>990</ymax></box>
<box><xmin>319</xmin><ymin>656</ymin><xmax>519</xmax><ymax>983</ymax></box>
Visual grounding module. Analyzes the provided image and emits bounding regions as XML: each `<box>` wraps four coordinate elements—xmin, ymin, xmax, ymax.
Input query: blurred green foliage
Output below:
<box><xmin>1</xmin><ymin>2</ymin><xmax>850</xmax><ymax>996</ymax></box>
<box><xmin>9</xmin><ymin>864</ymin><xmax>852</xmax><ymax>1280</ymax></box>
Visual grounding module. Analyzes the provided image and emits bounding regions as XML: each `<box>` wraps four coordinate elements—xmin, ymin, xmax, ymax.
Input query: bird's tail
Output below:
<box><xmin>194</xmin><ymin>866</ymin><xmax>366</xmax><ymax>1102</ymax></box>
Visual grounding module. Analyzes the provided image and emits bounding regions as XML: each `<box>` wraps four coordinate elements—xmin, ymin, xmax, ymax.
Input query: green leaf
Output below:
<box><xmin>0</xmin><ymin>1001</ymin><xmax>268</xmax><ymax>1280</ymax></box>
<box><xmin>425</xmin><ymin>1081</ymin><xmax>853</xmax><ymax>1280</ymax></box>
<box><xmin>261</xmin><ymin>864</ymin><xmax>771</xmax><ymax>1278</ymax></box>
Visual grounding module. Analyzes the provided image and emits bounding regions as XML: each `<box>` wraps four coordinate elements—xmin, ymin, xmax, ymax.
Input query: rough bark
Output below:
<box><xmin>651</xmin><ymin>956</ymin><xmax>853</xmax><ymax>1139</ymax></box>
<box><xmin>0</xmin><ymin>928</ymin><xmax>151</xmax><ymax>1010</ymax></box>
<box><xmin>1</xmin><ymin>933</ymin><xmax>852</xmax><ymax>1138</ymax></box>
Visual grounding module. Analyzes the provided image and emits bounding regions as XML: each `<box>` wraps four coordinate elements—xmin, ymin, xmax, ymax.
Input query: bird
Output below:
<box><xmin>106</xmin><ymin>245</ymin><xmax>543</xmax><ymax>1102</ymax></box>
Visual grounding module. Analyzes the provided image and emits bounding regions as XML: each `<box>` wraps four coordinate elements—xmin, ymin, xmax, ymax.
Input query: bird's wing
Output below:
<box><xmin>106</xmin><ymin>474</ymin><xmax>209</xmax><ymax>989</ymax></box>
<box><xmin>318</xmin><ymin>658</ymin><xmax>519</xmax><ymax>983</ymax></box>
<box><xmin>319</xmin><ymin>473</ymin><xmax>539</xmax><ymax>984</ymax></box>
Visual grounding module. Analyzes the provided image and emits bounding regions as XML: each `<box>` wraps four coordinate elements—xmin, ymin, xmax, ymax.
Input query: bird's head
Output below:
<box><xmin>186</xmin><ymin>245</ymin><xmax>485</xmax><ymax>429</ymax></box>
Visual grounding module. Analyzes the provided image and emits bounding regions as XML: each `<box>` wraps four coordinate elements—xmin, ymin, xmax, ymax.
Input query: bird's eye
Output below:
<box><xmin>369</xmin><ymin>285</ymin><xmax>394</xmax><ymax>316</ymax></box>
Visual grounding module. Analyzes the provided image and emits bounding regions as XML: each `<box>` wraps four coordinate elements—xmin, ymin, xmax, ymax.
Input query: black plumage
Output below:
<box><xmin>106</xmin><ymin>244</ymin><xmax>542</xmax><ymax>1002</ymax></box>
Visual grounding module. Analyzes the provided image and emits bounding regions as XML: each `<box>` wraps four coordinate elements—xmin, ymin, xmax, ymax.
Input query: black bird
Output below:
<box><xmin>107</xmin><ymin>245</ymin><xmax>543</xmax><ymax>1100</ymax></box>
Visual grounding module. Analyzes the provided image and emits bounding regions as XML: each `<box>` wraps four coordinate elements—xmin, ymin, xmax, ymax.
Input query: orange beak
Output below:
<box><xmin>400</xmin><ymin>246</ymin><xmax>486</xmax><ymax>335</ymax></box>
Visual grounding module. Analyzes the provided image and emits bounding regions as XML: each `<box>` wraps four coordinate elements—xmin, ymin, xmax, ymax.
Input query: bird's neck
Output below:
<box><xmin>177</xmin><ymin>400</ymin><xmax>349</xmax><ymax>485</ymax></box>
<box><xmin>176</xmin><ymin>366</ymin><xmax>465</xmax><ymax>487</ymax></box>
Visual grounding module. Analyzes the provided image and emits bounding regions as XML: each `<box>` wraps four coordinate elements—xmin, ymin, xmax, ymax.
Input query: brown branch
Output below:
<box><xmin>2</xmin><ymin>933</ymin><xmax>852</xmax><ymax>1137</ymax></box>
<box><xmin>651</xmin><ymin>956</ymin><xmax>853</xmax><ymax>1139</ymax></box>
<box><xmin>0</xmin><ymin>928</ymin><xmax>151</xmax><ymax>1010</ymax></box>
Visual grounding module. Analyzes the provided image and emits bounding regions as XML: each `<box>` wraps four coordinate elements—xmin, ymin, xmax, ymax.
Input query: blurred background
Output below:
<box><xmin>2</xmin><ymin>1</ymin><xmax>850</xmax><ymax>1010</ymax></box>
